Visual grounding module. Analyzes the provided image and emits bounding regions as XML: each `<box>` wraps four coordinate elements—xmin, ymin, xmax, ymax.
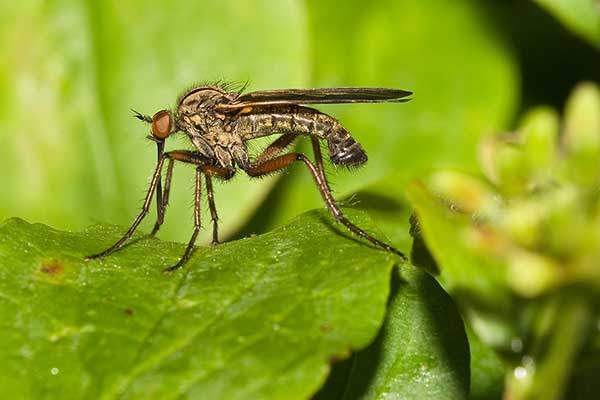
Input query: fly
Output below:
<box><xmin>86</xmin><ymin>83</ymin><xmax>412</xmax><ymax>272</ymax></box>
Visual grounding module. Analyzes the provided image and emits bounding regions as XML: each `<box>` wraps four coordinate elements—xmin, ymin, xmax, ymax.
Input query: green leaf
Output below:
<box><xmin>408</xmin><ymin>208</ymin><xmax>506</xmax><ymax>400</ymax></box>
<box><xmin>533</xmin><ymin>0</ymin><xmax>600</xmax><ymax>49</ymax></box>
<box><xmin>315</xmin><ymin>265</ymin><xmax>470</xmax><ymax>400</ymax></box>
<box><xmin>0</xmin><ymin>0</ymin><xmax>309</xmax><ymax>243</ymax></box>
<box><xmin>467</xmin><ymin>327</ymin><xmax>505</xmax><ymax>400</ymax></box>
<box><xmin>0</xmin><ymin>209</ymin><xmax>398</xmax><ymax>399</ymax></box>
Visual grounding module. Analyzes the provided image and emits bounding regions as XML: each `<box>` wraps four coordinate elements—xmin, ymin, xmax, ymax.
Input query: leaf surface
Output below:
<box><xmin>315</xmin><ymin>265</ymin><xmax>470</xmax><ymax>400</ymax></box>
<box><xmin>0</xmin><ymin>209</ymin><xmax>397</xmax><ymax>399</ymax></box>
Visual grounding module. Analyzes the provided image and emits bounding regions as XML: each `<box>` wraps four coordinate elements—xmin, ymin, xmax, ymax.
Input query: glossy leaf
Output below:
<box><xmin>467</xmin><ymin>327</ymin><xmax>505</xmax><ymax>400</ymax></box>
<box><xmin>315</xmin><ymin>264</ymin><xmax>470</xmax><ymax>400</ymax></box>
<box><xmin>0</xmin><ymin>209</ymin><xmax>398</xmax><ymax>399</ymax></box>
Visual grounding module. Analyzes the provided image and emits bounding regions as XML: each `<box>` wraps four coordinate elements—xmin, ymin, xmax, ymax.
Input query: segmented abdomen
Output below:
<box><xmin>233</xmin><ymin>107</ymin><xmax>367</xmax><ymax>166</ymax></box>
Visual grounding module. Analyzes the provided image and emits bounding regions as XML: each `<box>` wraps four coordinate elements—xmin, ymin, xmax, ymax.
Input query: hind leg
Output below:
<box><xmin>243</xmin><ymin>144</ymin><xmax>406</xmax><ymax>260</ymax></box>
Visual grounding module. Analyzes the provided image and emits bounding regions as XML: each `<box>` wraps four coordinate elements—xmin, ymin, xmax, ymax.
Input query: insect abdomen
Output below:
<box><xmin>323</xmin><ymin>120</ymin><xmax>368</xmax><ymax>166</ymax></box>
<box><xmin>237</xmin><ymin>110</ymin><xmax>368</xmax><ymax>166</ymax></box>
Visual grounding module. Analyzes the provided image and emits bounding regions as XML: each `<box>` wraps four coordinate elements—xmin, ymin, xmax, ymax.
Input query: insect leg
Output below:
<box><xmin>204</xmin><ymin>174</ymin><xmax>219</xmax><ymax>245</ymax></box>
<box><xmin>200</xmin><ymin>163</ymin><xmax>237</xmax><ymax>247</ymax></box>
<box><xmin>151</xmin><ymin>157</ymin><xmax>175</xmax><ymax>236</ymax></box>
<box><xmin>310</xmin><ymin>137</ymin><xmax>327</xmax><ymax>180</ymax></box>
<box><xmin>86</xmin><ymin>153</ymin><xmax>168</xmax><ymax>260</ymax></box>
<box><xmin>309</xmin><ymin>137</ymin><xmax>406</xmax><ymax>259</ymax></box>
<box><xmin>160</xmin><ymin>151</ymin><xmax>233</xmax><ymax>268</ymax></box>
<box><xmin>167</xmin><ymin>150</ymin><xmax>235</xmax><ymax>179</ymax></box>
<box><xmin>244</xmin><ymin>153</ymin><xmax>299</xmax><ymax>176</ymax></box>
<box><xmin>165</xmin><ymin>150</ymin><xmax>234</xmax><ymax>255</ymax></box>
<box><xmin>255</xmin><ymin>133</ymin><xmax>298</xmax><ymax>163</ymax></box>
<box><xmin>154</xmin><ymin>141</ymin><xmax>164</xmax><ymax>229</ymax></box>
<box><xmin>244</xmin><ymin>151</ymin><xmax>407</xmax><ymax>260</ymax></box>
<box><xmin>164</xmin><ymin>167</ymin><xmax>202</xmax><ymax>273</ymax></box>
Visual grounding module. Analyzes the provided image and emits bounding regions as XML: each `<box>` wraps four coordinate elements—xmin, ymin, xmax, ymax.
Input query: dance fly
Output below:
<box><xmin>86</xmin><ymin>83</ymin><xmax>412</xmax><ymax>272</ymax></box>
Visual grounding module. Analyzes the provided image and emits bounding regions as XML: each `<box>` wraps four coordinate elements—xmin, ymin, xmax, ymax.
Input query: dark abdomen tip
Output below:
<box><xmin>329</xmin><ymin>141</ymin><xmax>368</xmax><ymax>166</ymax></box>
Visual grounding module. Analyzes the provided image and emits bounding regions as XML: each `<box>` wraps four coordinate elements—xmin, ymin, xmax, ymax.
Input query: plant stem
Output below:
<box><xmin>505</xmin><ymin>292</ymin><xmax>591</xmax><ymax>400</ymax></box>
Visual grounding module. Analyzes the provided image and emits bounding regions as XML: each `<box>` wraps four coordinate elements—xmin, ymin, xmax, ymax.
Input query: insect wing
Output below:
<box><xmin>218</xmin><ymin>87</ymin><xmax>412</xmax><ymax>110</ymax></box>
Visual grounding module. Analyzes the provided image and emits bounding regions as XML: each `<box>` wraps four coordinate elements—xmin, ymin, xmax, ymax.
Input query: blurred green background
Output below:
<box><xmin>1</xmin><ymin>1</ymin><xmax>600</xmax><ymax>399</ymax></box>
<box><xmin>0</xmin><ymin>0</ymin><xmax>598</xmax><ymax>249</ymax></box>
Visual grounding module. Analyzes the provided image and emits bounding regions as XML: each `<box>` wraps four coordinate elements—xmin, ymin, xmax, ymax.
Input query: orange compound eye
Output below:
<box><xmin>151</xmin><ymin>110</ymin><xmax>173</xmax><ymax>139</ymax></box>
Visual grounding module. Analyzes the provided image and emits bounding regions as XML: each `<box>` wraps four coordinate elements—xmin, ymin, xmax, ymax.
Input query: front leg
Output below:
<box><xmin>153</xmin><ymin>140</ymin><xmax>165</xmax><ymax>235</ymax></box>
<box><xmin>86</xmin><ymin>153</ymin><xmax>168</xmax><ymax>260</ymax></box>
<box><xmin>87</xmin><ymin>150</ymin><xmax>233</xmax><ymax>269</ymax></box>
<box><xmin>151</xmin><ymin>156</ymin><xmax>174</xmax><ymax>236</ymax></box>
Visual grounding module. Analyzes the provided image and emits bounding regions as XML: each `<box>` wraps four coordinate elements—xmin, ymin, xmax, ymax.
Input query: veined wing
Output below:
<box><xmin>217</xmin><ymin>87</ymin><xmax>412</xmax><ymax>111</ymax></box>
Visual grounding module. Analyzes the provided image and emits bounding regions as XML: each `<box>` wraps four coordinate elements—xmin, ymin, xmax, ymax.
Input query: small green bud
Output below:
<box><xmin>428</xmin><ymin>170</ymin><xmax>497</xmax><ymax>214</ymax></box>
<box><xmin>519</xmin><ymin>107</ymin><xmax>560</xmax><ymax>183</ymax></box>
<box><xmin>506</xmin><ymin>250</ymin><xmax>560</xmax><ymax>297</ymax></box>
<box><xmin>479</xmin><ymin>134</ymin><xmax>530</xmax><ymax>196</ymax></box>
<box><xmin>561</xmin><ymin>82</ymin><xmax>600</xmax><ymax>186</ymax></box>
<box><xmin>500</xmin><ymin>200</ymin><xmax>545</xmax><ymax>249</ymax></box>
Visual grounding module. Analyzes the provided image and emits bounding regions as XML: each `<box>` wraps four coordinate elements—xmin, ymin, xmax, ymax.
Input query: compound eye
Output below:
<box><xmin>151</xmin><ymin>110</ymin><xmax>172</xmax><ymax>139</ymax></box>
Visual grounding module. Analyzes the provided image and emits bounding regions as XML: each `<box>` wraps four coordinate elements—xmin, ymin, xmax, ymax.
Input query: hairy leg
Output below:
<box><xmin>151</xmin><ymin>157</ymin><xmax>174</xmax><ymax>236</ymax></box>
<box><xmin>164</xmin><ymin>167</ymin><xmax>203</xmax><ymax>273</ymax></box>
<box><xmin>244</xmin><ymin>147</ymin><xmax>406</xmax><ymax>260</ymax></box>
<box><xmin>86</xmin><ymin>153</ymin><xmax>168</xmax><ymax>260</ymax></box>
<box><xmin>87</xmin><ymin>150</ymin><xmax>233</xmax><ymax>266</ymax></box>
<box><xmin>205</xmin><ymin>174</ymin><xmax>220</xmax><ymax>245</ymax></box>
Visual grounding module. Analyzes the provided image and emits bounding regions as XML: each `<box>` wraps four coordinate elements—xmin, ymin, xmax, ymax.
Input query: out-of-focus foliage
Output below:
<box><xmin>0</xmin><ymin>0</ymin><xmax>309</xmax><ymax>243</ymax></box>
<box><xmin>0</xmin><ymin>1</ymin><xmax>518</xmax><ymax>250</ymax></box>
<box><xmin>534</xmin><ymin>0</ymin><xmax>600</xmax><ymax>49</ymax></box>
<box><xmin>408</xmin><ymin>83</ymin><xmax>600</xmax><ymax>400</ymax></box>
<box><xmin>240</xmin><ymin>0</ymin><xmax>517</xmax><ymax>252</ymax></box>
<box><xmin>1</xmin><ymin>0</ymin><xmax>599</xmax><ymax>399</ymax></box>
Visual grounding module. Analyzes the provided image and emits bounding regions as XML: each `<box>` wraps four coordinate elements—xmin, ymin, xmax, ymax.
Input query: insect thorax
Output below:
<box><xmin>177</xmin><ymin>87</ymin><xmax>232</xmax><ymax>131</ymax></box>
<box><xmin>177</xmin><ymin>86</ymin><xmax>248</xmax><ymax>169</ymax></box>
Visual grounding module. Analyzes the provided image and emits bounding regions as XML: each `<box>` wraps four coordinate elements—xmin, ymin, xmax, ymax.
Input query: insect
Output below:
<box><xmin>86</xmin><ymin>83</ymin><xmax>412</xmax><ymax>272</ymax></box>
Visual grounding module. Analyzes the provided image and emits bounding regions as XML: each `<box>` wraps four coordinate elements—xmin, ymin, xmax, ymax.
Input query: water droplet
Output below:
<box><xmin>510</xmin><ymin>337</ymin><xmax>523</xmax><ymax>353</ymax></box>
<box><xmin>50</xmin><ymin>367</ymin><xmax>59</xmax><ymax>376</ymax></box>
<box><xmin>514</xmin><ymin>366</ymin><xmax>527</xmax><ymax>380</ymax></box>
<box><xmin>522</xmin><ymin>355</ymin><xmax>534</xmax><ymax>368</ymax></box>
